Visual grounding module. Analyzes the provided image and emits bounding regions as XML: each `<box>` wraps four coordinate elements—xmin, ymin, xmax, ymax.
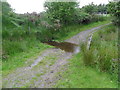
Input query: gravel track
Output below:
<box><xmin>2</xmin><ymin>23</ymin><xmax>111</xmax><ymax>88</ymax></box>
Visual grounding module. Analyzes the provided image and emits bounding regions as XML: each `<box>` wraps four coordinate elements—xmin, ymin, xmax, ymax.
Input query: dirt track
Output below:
<box><xmin>2</xmin><ymin>23</ymin><xmax>111</xmax><ymax>88</ymax></box>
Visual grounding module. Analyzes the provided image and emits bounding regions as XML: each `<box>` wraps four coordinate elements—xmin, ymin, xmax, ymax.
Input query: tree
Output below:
<box><xmin>44</xmin><ymin>0</ymin><xmax>79</xmax><ymax>25</ymax></box>
<box><xmin>82</xmin><ymin>2</ymin><xmax>97</xmax><ymax>15</ymax></box>
<box><xmin>97</xmin><ymin>4</ymin><xmax>107</xmax><ymax>14</ymax></box>
<box><xmin>2</xmin><ymin>1</ymin><xmax>21</xmax><ymax>28</ymax></box>
<box><xmin>2</xmin><ymin>1</ymin><xmax>13</xmax><ymax>25</ymax></box>
<box><xmin>107</xmin><ymin>1</ymin><xmax>120</xmax><ymax>26</ymax></box>
<box><xmin>74</xmin><ymin>8</ymin><xmax>92</xmax><ymax>24</ymax></box>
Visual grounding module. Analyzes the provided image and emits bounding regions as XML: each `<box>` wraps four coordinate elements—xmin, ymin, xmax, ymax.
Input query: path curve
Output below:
<box><xmin>2</xmin><ymin>23</ymin><xmax>111</xmax><ymax>88</ymax></box>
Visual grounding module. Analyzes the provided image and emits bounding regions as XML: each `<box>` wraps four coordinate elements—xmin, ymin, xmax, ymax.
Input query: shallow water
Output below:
<box><xmin>44</xmin><ymin>41</ymin><xmax>80</xmax><ymax>53</ymax></box>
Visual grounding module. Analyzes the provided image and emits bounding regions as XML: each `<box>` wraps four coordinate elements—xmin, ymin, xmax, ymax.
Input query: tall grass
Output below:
<box><xmin>2</xmin><ymin>28</ymin><xmax>54</xmax><ymax>76</ymax></box>
<box><xmin>80</xmin><ymin>24</ymin><xmax>118</xmax><ymax>80</ymax></box>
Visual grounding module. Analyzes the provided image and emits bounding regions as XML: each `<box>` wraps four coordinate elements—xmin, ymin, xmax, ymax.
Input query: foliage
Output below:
<box><xmin>2</xmin><ymin>1</ymin><xmax>21</xmax><ymax>28</ymax></box>
<box><xmin>44</xmin><ymin>1</ymin><xmax>79</xmax><ymax>24</ymax></box>
<box><xmin>75</xmin><ymin>10</ymin><xmax>107</xmax><ymax>24</ymax></box>
<box><xmin>54</xmin><ymin>52</ymin><xmax>117</xmax><ymax>88</ymax></box>
<box><xmin>44</xmin><ymin>1</ymin><xmax>108</xmax><ymax>26</ymax></box>
<box><xmin>23</xmin><ymin>12</ymin><xmax>43</xmax><ymax>28</ymax></box>
<box><xmin>2</xmin><ymin>1</ymin><xmax>13</xmax><ymax>27</ymax></box>
<box><xmin>75</xmin><ymin>10</ymin><xmax>92</xmax><ymax>24</ymax></box>
<box><xmin>80</xmin><ymin>3</ymin><xmax>107</xmax><ymax>23</ymax></box>
<box><xmin>82</xmin><ymin>2</ymin><xmax>97</xmax><ymax>15</ymax></box>
<box><xmin>2</xmin><ymin>1</ymin><xmax>12</xmax><ymax>15</ymax></box>
<box><xmin>91</xmin><ymin>14</ymin><xmax>107</xmax><ymax>22</ymax></box>
<box><xmin>107</xmin><ymin>1</ymin><xmax>120</xmax><ymax>26</ymax></box>
<box><xmin>80</xmin><ymin>25</ymin><xmax>118</xmax><ymax>80</ymax></box>
<box><xmin>97</xmin><ymin>4</ymin><xmax>107</xmax><ymax>14</ymax></box>
<box><xmin>2</xmin><ymin>28</ymin><xmax>53</xmax><ymax>60</ymax></box>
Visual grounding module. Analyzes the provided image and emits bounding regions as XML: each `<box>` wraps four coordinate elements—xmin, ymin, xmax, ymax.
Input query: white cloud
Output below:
<box><xmin>7</xmin><ymin>0</ymin><xmax>109</xmax><ymax>14</ymax></box>
<box><xmin>7</xmin><ymin>0</ymin><xmax>45</xmax><ymax>14</ymax></box>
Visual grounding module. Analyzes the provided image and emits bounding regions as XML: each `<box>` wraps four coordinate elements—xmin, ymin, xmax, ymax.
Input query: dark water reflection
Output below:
<box><xmin>44</xmin><ymin>41</ymin><xmax>79</xmax><ymax>53</ymax></box>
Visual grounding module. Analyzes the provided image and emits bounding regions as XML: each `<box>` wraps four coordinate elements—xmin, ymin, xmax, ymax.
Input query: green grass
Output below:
<box><xmin>2</xmin><ymin>43</ymin><xmax>53</xmax><ymax>76</ymax></box>
<box><xmin>54</xmin><ymin>53</ymin><xmax>117</xmax><ymax>88</ymax></box>
<box><xmin>2</xmin><ymin>19</ymin><xmax>111</xmax><ymax>77</ymax></box>
<box><xmin>34</xmin><ymin>54</ymin><xmax>58</xmax><ymax>69</ymax></box>
<box><xmin>54</xmin><ymin>24</ymin><xmax>118</xmax><ymax>88</ymax></box>
<box><xmin>80</xmin><ymin>24</ymin><xmax>118</xmax><ymax>78</ymax></box>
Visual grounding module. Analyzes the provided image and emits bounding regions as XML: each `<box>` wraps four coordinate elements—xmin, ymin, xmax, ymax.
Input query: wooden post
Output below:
<box><xmin>87</xmin><ymin>33</ymin><xmax>93</xmax><ymax>50</ymax></box>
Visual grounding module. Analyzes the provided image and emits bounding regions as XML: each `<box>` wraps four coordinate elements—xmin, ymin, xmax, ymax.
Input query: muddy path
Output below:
<box><xmin>2</xmin><ymin>23</ymin><xmax>111</xmax><ymax>88</ymax></box>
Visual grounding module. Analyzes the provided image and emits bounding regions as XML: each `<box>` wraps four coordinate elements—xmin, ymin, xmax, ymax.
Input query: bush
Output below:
<box><xmin>76</xmin><ymin>12</ymin><xmax>92</xmax><ymax>24</ymax></box>
<box><xmin>91</xmin><ymin>15</ymin><xmax>106</xmax><ymax>22</ymax></box>
<box><xmin>36</xmin><ymin>29</ymin><xmax>55</xmax><ymax>42</ymax></box>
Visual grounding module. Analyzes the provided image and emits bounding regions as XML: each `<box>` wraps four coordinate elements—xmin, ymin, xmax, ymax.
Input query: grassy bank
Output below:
<box><xmin>2</xmin><ymin>20</ymin><xmax>111</xmax><ymax>76</ymax></box>
<box><xmin>54</xmin><ymin>24</ymin><xmax>118</xmax><ymax>88</ymax></box>
<box><xmin>81</xmin><ymin>24</ymin><xmax>118</xmax><ymax>80</ymax></box>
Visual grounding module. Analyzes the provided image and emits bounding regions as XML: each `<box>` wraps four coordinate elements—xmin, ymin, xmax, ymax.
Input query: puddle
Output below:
<box><xmin>44</xmin><ymin>41</ymin><xmax>80</xmax><ymax>53</ymax></box>
<box><xmin>28</xmin><ymin>41</ymin><xmax>80</xmax><ymax>69</ymax></box>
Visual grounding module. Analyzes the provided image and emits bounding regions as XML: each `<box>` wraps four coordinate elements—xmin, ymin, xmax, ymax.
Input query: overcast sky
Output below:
<box><xmin>7</xmin><ymin>0</ymin><xmax>109</xmax><ymax>14</ymax></box>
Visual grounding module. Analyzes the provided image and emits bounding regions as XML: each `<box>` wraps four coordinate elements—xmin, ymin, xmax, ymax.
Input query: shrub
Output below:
<box><xmin>91</xmin><ymin>15</ymin><xmax>106</xmax><ymax>22</ymax></box>
<box><xmin>76</xmin><ymin>12</ymin><xmax>92</xmax><ymax>24</ymax></box>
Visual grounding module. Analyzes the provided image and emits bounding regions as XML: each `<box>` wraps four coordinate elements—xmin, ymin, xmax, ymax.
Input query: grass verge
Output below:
<box><xmin>54</xmin><ymin>53</ymin><xmax>117</xmax><ymax>88</ymax></box>
<box><xmin>54</xmin><ymin>24</ymin><xmax>118</xmax><ymax>88</ymax></box>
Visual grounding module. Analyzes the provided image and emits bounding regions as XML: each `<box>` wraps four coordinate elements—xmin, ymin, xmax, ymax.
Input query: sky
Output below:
<box><xmin>6</xmin><ymin>0</ymin><xmax>110</xmax><ymax>14</ymax></box>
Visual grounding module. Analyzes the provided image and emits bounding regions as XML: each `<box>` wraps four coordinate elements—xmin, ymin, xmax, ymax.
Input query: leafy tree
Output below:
<box><xmin>44</xmin><ymin>0</ymin><xmax>79</xmax><ymax>25</ymax></box>
<box><xmin>97</xmin><ymin>4</ymin><xmax>107</xmax><ymax>14</ymax></box>
<box><xmin>75</xmin><ymin>9</ymin><xmax>92</xmax><ymax>24</ymax></box>
<box><xmin>82</xmin><ymin>2</ymin><xmax>97</xmax><ymax>15</ymax></box>
<box><xmin>2</xmin><ymin>1</ymin><xmax>13</xmax><ymax>26</ymax></box>
<box><xmin>107</xmin><ymin>1</ymin><xmax>120</xmax><ymax>26</ymax></box>
<box><xmin>2</xmin><ymin>1</ymin><xmax>21</xmax><ymax>28</ymax></box>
